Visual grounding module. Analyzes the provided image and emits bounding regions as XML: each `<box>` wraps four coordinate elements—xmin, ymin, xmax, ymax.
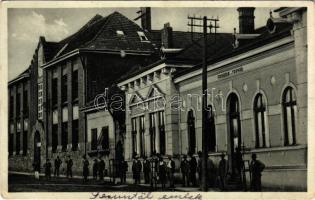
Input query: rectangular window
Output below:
<box><xmin>149</xmin><ymin>113</ymin><xmax>156</xmax><ymax>154</ymax></box>
<box><xmin>16</xmin><ymin>132</ymin><xmax>20</xmax><ymax>155</ymax></box>
<box><xmin>72</xmin><ymin>70</ymin><xmax>78</xmax><ymax>101</ymax></box>
<box><xmin>62</xmin><ymin>122</ymin><xmax>68</xmax><ymax>151</ymax></box>
<box><xmin>52</xmin><ymin>124</ymin><xmax>58</xmax><ymax>153</ymax></box>
<box><xmin>62</xmin><ymin>74</ymin><xmax>68</xmax><ymax>103</ymax></box>
<box><xmin>101</xmin><ymin>127</ymin><xmax>109</xmax><ymax>150</ymax></box>
<box><xmin>139</xmin><ymin>116</ymin><xmax>145</xmax><ymax>157</ymax></box>
<box><xmin>23</xmin><ymin>90</ymin><xmax>28</xmax><ymax>116</ymax></box>
<box><xmin>52</xmin><ymin>78</ymin><xmax>58</xmax><ymax>106</ymax></box>
<box><xmin>9</xmin><ymin>95</ymin><xmax>14</xmax><ymax>118</ymax></box>
<box><xmin>158</xmin><ymin>111</ymin><xmax>166</xmax><ymax>155</ymax></box>
<box><xmin>131</xmin><ymin>118</ymin><xmax>137</xmax><ymax>156</ymax></box>
<box><xmin>91</xmin><ymin>128</ymin><xmax>97</xmax><ymax>150</ymax></box>
<box><xmin>23</xmin><ymin>131</ymin><xmax>27</xmax><ymax>155</ymax></box>
<box><xmin>72</xmin><ymin>119</ymin><xmax>79</xmax><ymax>151</ymax></box>
<box><xmin>9</xmin><ymin>133</ymin><xmax>14</xmax><ymax>156</ymax></box>
<box><xmin>16</xmin><ymin>92</ymin><xmax>21</xmax><ymax>117</ymax></box>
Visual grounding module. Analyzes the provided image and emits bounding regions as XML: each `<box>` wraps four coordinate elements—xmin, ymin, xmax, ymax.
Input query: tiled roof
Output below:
<box><xmin>150</xmin><ymin>30</ymin><xmax>204</xmax><ymax>49</ymax></box>
<box><xmin>43</xmin><ymin>42</ymin><xmax>62</xmax><ymax>62</ymax></box>
<box><xmin>173</xmin><ymin>21</ymin><xmax>293</xmax><ymax>78</ymax></box>
<box><xmin>8</xmin><ymin>67</ymin><xmax>30</xmax><ymax>86</ymax></box>
<box><xmin>53</xmin><ymin>12</ymin><xmax>158</xmax><ymax>59</ymax></box>
<box><xmin>169</xmin><ymin>33</ymin><xmax>235</xmax><ymax>64</ymax></box>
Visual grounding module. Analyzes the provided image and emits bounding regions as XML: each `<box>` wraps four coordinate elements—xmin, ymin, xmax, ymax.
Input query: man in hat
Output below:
<box><xmin>66</xmin><ymin>155</ymin><xmax>73</xmax><ymax>179</ymax></box>
<box><xmin>250</xmin><ymin>153</ymin><xmax>265</xmax><ymax>191</ymax></box>
<box><xmin>93</xmin><ymin>158</ymin><xmax>99</xmax><ymax>180</ymax></box>
<box><xmin>54</xmin><ymin>156</ymin><xmax>62</xmax><ymax>177</ymax></box>
<box><xmin>82</xmin><ymin>155</ymin><xmax>89</xmax><ymax>183</ymax></box>
<box><xmin>166</xmin><ymin>155</ymin><xmax>175</xmax><ymax>188</ymax></box>
<box><xmin>189</xmin><ymin>153</ymin><xmax>197</xmax><ymax>186</ymax></box>
<box><xmin>158</xmin><ymin>156</ymin><xmax>167</xmax><ymax>189</ymax></box>
<box><xmin>218</xmin><ymin>153</ymin><xmax>229</xmax><ymax>190</ymax></box>
<box><xmin>132</xmin><ymin>155</ymin><xmax>142</xmax><ymax>184</ymax></box>
<box><xmin>180</xmin><ymin>155</ymin><xmax>190</xmax><ymax>187</ymax></box>
<box><xmin>143</xmin><ymin>156</ymin><xmax>151</xmax><ymax>184</ymax></box>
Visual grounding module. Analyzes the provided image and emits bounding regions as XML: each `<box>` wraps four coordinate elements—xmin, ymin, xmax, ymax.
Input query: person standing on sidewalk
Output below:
<box><xmin>82</xmin><ymin>155</ymin><xmax>90</xmax><ymax>183</ymax></box>
<box><xmin>180</xmin><ymin>155</ymin><xmax>190</xmax><ymax>187</ymax></box>
<box><xmin>143</xmin><ymin>156</ymin><xmax>151</xmax><ymax>184</ymax></box>
<box><xmin>166</xmin><ymin>155</ymin><xmax>175</xmax><ymax>189</ymax></box>
<box><xmin>66</xmin><ymin>155</ymin><xmax>73</xmax><ymax>179</ymax></box>
<box><xmin>93</xmin><ymin>159</ymin><xmax>99</xmax><ymax>180</ymax></box>
<box><xmin>189</xmin><ymin>153</ymin><xmax>197</xmax><ymax>187</ymax></box>
<box><xmin>158</xmin><ymin>156</ymin><xmax>167</xmax><ymax>189</ymax></box>
<box><xmin>44</xmin><ymin>159</ymin><xmax>52</xmax><ymax>180</ymax></box>
<box><xmin>99</xmin><ymin>157</ymin><xmax>105</xmax><ymax>181</ymax></box>
<box><xmin>132</xmin><ymin>155</ymin><xmax>142</xmax><ymax>184</ymax></box>
<box><xmin>218</xmin><ymin>153</ymin><xmax>229</xmax><ymax>191</ymax></box>
<box><xmin>120</xmin><ymin>158</ymin><xmax>128</xmax><ymax>184</ymax></box>
<box><xmin>54</xmin><ymin>156</ymin><xmax>62</xmax><ymax>177</ymax></box>
<box><xmin>250</xmin><ymin>153</ymin><xmax>265</xmax><ymax>191</ymax></box>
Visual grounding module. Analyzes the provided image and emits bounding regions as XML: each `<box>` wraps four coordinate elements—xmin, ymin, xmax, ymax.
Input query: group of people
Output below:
<box><xmin>132</xmin><ymin>154</ymin><xmax>176</xmax><ymax>189</ymax></box>
<box><xmin>91</xmin><ymin>157</ymin><xmax>106</xmax><ymax>180</ymax></box>
<box><xmin>40</xmin><ymin>150</ymin><xmax>265</xmax><ymax>191</ymax></box>
<box><xmin>180</xmin><ymin>150</ymin><xmax>265</xmax><ymax>191</ymax></box>
<box><xmin>42</xmin><ymin>155</ymin><xmax>73</xmax><ymax>180</ymax></box>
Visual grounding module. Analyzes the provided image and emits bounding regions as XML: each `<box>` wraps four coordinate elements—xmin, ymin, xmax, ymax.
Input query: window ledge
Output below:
<box><xmin>247</xmin><ymin>144</ymin><xmax>307</xmax><ymax>153</ymax></box>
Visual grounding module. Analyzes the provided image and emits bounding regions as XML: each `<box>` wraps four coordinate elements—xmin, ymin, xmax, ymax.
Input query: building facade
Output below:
<box><xmin>118</xmin><ymin>7</ymin><xmax>307</xmax><ymax>190</ymax></box>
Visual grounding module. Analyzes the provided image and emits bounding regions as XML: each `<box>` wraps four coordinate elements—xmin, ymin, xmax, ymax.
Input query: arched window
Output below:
<box><xmin>227</xmin><ymin>93</ymin><xmax>242</xmax><ymax>150</ymax></box>
<box><xmin>207</xmin><ymin>105</ymin><xmax>216</xmax><ymax>152</ymax></box>
<box><xmin>282</xmin><ymin>87</ymin><xmax>297</xmax><ymax>146</ymax></box>
<box><xmin>187</xmin><ymin>109</ymin><xmax>196</xmax><ymax>154</ymax></box>
<box><xmin>254</xmin><ymin>93</ymin><xmax>269</xmax><ymax>148</ymax></box>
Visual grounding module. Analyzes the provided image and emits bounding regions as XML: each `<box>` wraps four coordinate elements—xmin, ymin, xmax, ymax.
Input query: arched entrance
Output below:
<box><xmin>227</xmin><ymin>93</ymin><xmax>242</xmax><ymax>174</ymax></box>
<box><xmin>187</xmin><ymin>109</ymin><xmax>196</xmax><ymax>154</ymax></box>
<box><xmin>34</xmin><ymin>131</ymin><xmax>41</xmax><ymax>170</ymax></box>
<box><xmin>30</xmin><ymin>120</ymin><xmax>45</xmax><ymax>172</ymax></box>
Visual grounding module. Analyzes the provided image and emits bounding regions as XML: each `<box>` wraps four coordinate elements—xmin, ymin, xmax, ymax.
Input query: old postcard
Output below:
<box><xmin>0</xmin><ymin>1</ymin><xmax>314</xmax><ymax>199</ymax></box>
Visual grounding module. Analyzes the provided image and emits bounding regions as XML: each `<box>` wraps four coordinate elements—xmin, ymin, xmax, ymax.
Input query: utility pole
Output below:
<box><xmin>188</xmin><ymin>15</ymin><xmax>219</xmax><ymax>192</ymax></box>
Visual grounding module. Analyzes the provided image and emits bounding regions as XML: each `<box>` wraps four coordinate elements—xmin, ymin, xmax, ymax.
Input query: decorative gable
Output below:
<box><xmin>129</xmin><ymin>91</ymin><xmax>144</xmax><ymax>105</ymax></box>
<box><xmin>146</xmin><ymin>84</ymin><xmax>165</xmax><ymax>99</ymax></box>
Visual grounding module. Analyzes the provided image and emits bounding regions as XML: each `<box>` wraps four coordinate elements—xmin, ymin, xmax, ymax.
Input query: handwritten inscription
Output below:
<box><xmin>90</xmin><ymin>192</ymin><xmax>202</xmax><ymax>200</ymax></box>
<box><xmin>217</xmin><ymin>67</ymin><xmax>244</xmax><ymax>79</ymax></box>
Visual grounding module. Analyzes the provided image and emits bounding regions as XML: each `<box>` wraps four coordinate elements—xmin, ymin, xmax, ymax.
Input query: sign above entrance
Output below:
<box><xmin>217</xmin><ymin>67</ymin><xmax>244</xmax><ymax>79</ymax></box>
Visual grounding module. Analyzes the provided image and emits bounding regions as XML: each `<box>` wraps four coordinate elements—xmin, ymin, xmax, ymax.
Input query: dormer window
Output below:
<box><xmin>116</xmin><ymin>30</ymin><xmax>125</xmax><ymax>36</ymax></box>
<box><xmin>137</xmin><ymin>31</ymin><xmax>149</xmax><ymax>42</ymax></box>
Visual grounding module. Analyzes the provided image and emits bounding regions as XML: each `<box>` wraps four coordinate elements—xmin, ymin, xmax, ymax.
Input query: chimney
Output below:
<box><xmin>141</xmin><ymin>7</ymin><xmax>151</xmax><ymax>31</ymax></box>
<box><xmin>161</xmin><ymin>23</ymin><xmax>173</xmax><ymax>48</ymax></box>
<box><xmin>237</xmin><ymin>7</ymin><xmax>255</xmax><ymax>34</ymax></box>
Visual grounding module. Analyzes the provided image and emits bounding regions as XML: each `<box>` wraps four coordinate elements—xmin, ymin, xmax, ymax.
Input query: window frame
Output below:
<box><xmin>282</xmin><ymin>87</ymin><xmax>297</xmax><ymax>146</ymax></box>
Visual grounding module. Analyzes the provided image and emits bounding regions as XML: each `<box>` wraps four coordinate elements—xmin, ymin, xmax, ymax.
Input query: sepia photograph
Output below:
<box><xmin>1</xmin><ymin>1</ymin><xmax>314</xmax><ymax>199</ymax></box>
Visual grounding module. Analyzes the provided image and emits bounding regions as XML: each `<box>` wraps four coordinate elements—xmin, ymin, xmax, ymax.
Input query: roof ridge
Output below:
<box><xmin>81</xmin><ymin>12</ymin><xmax>117</xmax><ymax>49</ymax></box>
<box><xmin>59</xmin><ymin>14</ymin><xmax>103</xmax><ymax>44</ymax></box>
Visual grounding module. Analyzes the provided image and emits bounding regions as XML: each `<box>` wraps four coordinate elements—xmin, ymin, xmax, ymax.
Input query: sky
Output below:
<box><xmin>8</xmin><ymin>7</ymin><xmax>278</xmax><ymax>81</ymax></box>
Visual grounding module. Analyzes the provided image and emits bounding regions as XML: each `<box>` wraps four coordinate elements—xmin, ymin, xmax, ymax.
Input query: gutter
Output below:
<box><xmin>8</xmin><ymin>74</ymin><xmax>30</xmax><ymax>86</ymax></box>
<box><xmin>41</xmin><ymin>48</ymin><xmax>155</xmax><ymax>69</ymax></box>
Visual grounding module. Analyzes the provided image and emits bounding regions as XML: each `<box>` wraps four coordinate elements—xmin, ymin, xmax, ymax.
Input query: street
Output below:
<box><xmin>9</xmin><ymin>173</ymin><xmax>209</xmax><ymax>192</ymax></box>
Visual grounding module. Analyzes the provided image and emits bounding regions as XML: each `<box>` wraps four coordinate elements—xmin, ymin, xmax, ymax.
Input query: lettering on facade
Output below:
<box><xmin>217</xmin><ymin>67</ymin><xmax>244</xmax><ymax>79</ymax></box>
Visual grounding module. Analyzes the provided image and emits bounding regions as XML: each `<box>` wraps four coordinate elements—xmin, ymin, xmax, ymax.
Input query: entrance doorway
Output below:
<box><xmin>34</xmin><ymin>131</ymin><xmax>41</xmax><ymax>171</ymax></box>
<box><xmin>227</xmin><ymin>93</ymin><xmax>242</xmax><ymax>174</ymax></box>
